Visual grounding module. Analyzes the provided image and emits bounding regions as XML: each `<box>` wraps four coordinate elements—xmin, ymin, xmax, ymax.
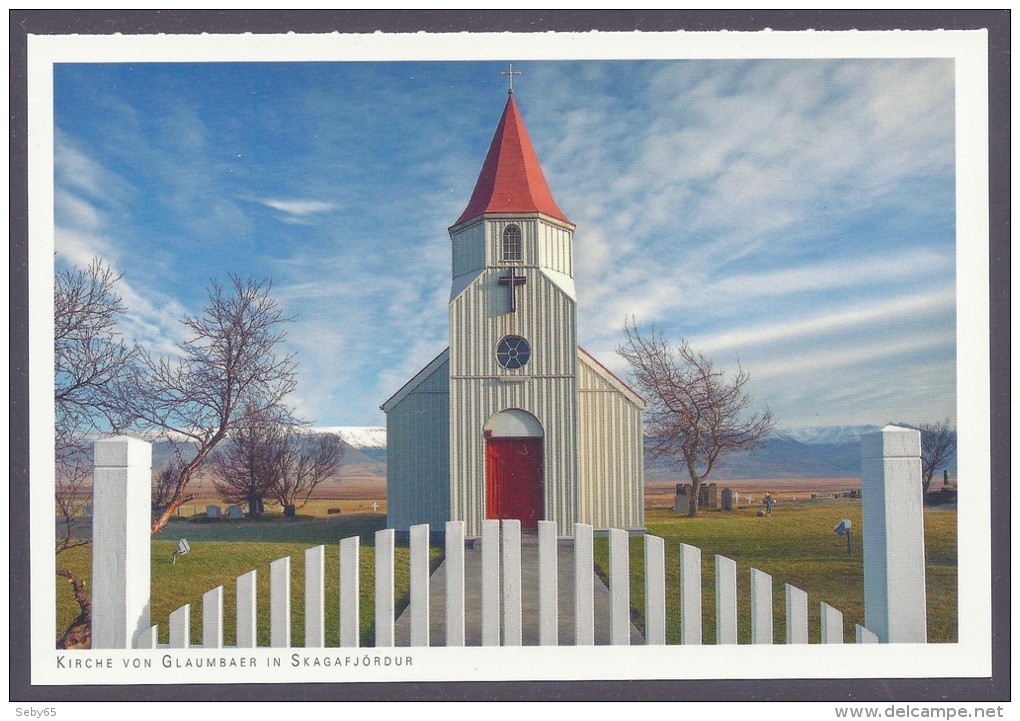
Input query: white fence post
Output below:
<box><xmin>821</xmin><ymin>602</ymin><xmax>844</xmax><ymax>644</ymax></box>
<box><xmin>609</xmin><ymin>528</ymin><xmax>631</xmax><ymax>646</ymax></box>
<box><xmin>715</xmin><ymin>555</ymin><xmax>738</xmax><ymax>645</ymax></box>
<box><xmin>339</xmin><ymin>536</ymin><xmax>360</xmax><ymax>648</ymax></box>
<box><xmin>270</xmin><ymin>556</ymin><xmax>291</xmax><ymax>648</ymax></box>
<box><xmin>202</xmin><ymin>586</ymin><xmax>223</xmax><ymax>649</ymax></box>
<box><xmin>538</xmin><ymin>520</ymin><xmax>558</xmax><ymax>646</ymax></box>
<box><xmin>91</xmin><ymin>437</ymin><xmax>152</xmax><ymax>649</ymax></box>
<box><xmin>862</xmin><ymin>425</ymin><xmax>928</xmax><ymax>643</ymax></box>
<box><xmin>169</xmin><ymin>605</ymin><xmax>190</xmax><ymax>648</ymax></box>
<box><xmin>305</xmin><ymin>545</ymin><xmax>325</xmax><ymax>648</ymax></box>
<box><xmin>445</xmin><ymin>521</ymin><xmax>466</xmax><ymax>647</ymax></box>
<box><xmin>374</xmin><ymin>528</ymin><xmax>395</xmax><ymax>647</ymax></box>
<box><xmin>409</xmin><ymin>523</ymin><xmax>431</xmax><ymax>647</ymax></box>
<box><xmin>574</xmin><ymin>523</ymin><xmax>595</xmax><ymax>646</ymax></box>
<box><xmin>139</xmin><ymin>626</ymin><xmax>158</xmax><ymax>649</ymax></box>
<box><xmin>644</xmin><ymin>535</ymin><xmax>666</xmax><ymax>645</ymax></box>
<box><xmin>236</xmin><ymin>570</ymin><xmax>257</xmax><ymax>648</ymax></box>
<box><xmin>679</xmin><ymin>543</ymin><xmax>702</xmax><ymax>645</ymax></box>
<box><xmin>856</xmin><ymin>624</ymin><xmax>880</xmax><ymax>644</ymax></box>
<box><xmin>785</xmin><ymin>584</ymin><xmax>809</xmax><ymax>644</ymax></box>
<box><xmin>750</xmin><ymin>568</ymin><xmax>773</xmax><ymax>645</ymax></box>
<box><xmin>502</xmin><ymin>520</ymin><xmax>523</xmax><ymax>647</ymax></box>
<box><xmin>481</xmin><ymin>519</ymin><xmax>501</xmax><ymax>646</ymax></box>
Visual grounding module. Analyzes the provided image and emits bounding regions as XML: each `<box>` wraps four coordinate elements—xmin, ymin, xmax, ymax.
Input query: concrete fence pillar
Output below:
<box><xmin>862</xmin><ymin>425</ymin><xmax>927</xmax><ymax>643</ymax></box>
<box><xmin>91</xmin><ymin>436</ymin><xmax>152</xmax><ymax>649</ymax></box>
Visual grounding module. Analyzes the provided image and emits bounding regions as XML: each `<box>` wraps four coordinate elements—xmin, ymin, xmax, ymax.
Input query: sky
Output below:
<box><xmin>52</xmin><ymin>56</ymin><xmax>957</xmax><ymax>429</ymax></box>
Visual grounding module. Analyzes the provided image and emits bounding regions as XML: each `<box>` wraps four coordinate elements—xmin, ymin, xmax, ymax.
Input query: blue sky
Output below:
<box><xmin>52</xmin><ymin>58</ymin><xmax>957</xmax><ymax>429</ymax></box>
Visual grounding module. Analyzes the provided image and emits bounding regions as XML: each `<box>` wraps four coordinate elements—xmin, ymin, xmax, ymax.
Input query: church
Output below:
<box><xmin>382</xmin><ymin>79</ymin><xmax>645</xmax><ymax>538</ymax></box>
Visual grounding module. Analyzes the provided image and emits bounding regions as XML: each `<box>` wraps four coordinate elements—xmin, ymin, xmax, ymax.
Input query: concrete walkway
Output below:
<box><xmin>394</xmin><ymin>534</ymin><xmax>644</xmax><ymax>646</ymax></box>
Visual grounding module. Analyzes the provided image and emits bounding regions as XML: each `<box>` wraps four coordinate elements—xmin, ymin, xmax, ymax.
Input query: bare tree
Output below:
<box><xmin>618</xmin><ymin>320</ymin><xmax>773</xmax><ymax>517</ymax></box>
<box><xmin>152</xmin><ymin>459</ymin><xmax>193</xmax><ymax>518</ymax></box>
<box><xmin>209</xmin><ymin>413</ymin><xmax>284</xmax><ymax>517</ymax></box>
<box><xmin>131</xmin><ymin>275</ymin><xmax>298</xmax><ymax>534</ymax></box>
<box><xmin>54</xmin><ymin>259</ymin><xmax>138</xmax><ymax>649</ymax></box>
<box><xmin>270</xmin><ymin>432</ymin><xmax>345</xmax><ymax>513</ymax></box>
<box><xmin>920</xmin><ymin>419</ymin><xmax>957</xmax><ymax>494</ymax></box>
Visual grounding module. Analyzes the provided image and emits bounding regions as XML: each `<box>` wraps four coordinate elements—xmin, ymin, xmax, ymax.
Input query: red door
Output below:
<box><xmin>485</xmin><ymin>437</ymin><xmax>544</xmax><ymax>530</ymax></box>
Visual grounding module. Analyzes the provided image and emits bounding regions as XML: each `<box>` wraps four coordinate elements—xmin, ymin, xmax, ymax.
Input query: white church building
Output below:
<box><xmin>382</xmin><ymin>85</ymin><xmax>645</xmax><ymax>538</ymax></box>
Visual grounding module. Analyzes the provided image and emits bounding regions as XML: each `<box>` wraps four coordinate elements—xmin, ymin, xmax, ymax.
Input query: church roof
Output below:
<box><xmin>455</xmin><ymin>93</ymin><xmax>571</xmax><ymax>226</ymax></box>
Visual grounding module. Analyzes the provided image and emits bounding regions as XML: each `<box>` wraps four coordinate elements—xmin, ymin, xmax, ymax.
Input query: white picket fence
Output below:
<box><xmin>89</xmin><ymin>425</ymin><xmax>926</xmax><ymax>650</ymax></box>
<box><xmin>133</xmin><ymin>518</ymin><xmax>879</xmax><ymax>649</ymax></box>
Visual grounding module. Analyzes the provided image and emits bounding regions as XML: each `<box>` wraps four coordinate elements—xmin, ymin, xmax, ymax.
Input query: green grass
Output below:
<box><xmin>56</xmin><ymin>513</ymin><xmax>441</xmax><ymax>647</ymax></box>
<box><xmin>593</xmin><ymin>499</ymin><xmax>957</xmax><ymax>644</ymax></box>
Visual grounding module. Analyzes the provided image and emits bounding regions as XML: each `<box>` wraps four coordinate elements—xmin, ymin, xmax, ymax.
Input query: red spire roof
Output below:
<box><xmin>456</xmin><ymin>93</ymin><xmax>571</xmax><ymax>226</ymax></box>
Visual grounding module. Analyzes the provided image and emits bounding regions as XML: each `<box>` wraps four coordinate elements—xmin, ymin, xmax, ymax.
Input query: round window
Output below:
<box><xmin>496</xmin><ymin>335</ymin><xmax>531</xmax><ymax>370</ymax></box>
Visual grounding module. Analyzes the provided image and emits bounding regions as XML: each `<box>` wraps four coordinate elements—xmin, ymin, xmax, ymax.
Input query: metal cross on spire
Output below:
<box><xmin>501</xmin><ymin>63</ymin><xmax>521</xmax><ymax>94</ymax></box>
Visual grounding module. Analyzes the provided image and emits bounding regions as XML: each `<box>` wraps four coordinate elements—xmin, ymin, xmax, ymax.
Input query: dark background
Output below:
<box><xmin>9</xmin><ymin>9</ymin><xmax>1010</xmax><ymax>703</ymax></box>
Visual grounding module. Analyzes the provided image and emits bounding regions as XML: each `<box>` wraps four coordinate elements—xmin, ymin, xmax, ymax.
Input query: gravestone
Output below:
<box><xmin>225</xmin><ymin>505</ymin><xmax>244</xmax><ymax>519</ymax></box>
<box><xmin>81</xmin><ymin>504</ymin><xmax>93</xmax><ymax>518</ymax></box>
<box><xmin>205</xmin><ymin>505</ymin><xmax>222</xmax><ymax>519</ymax></box>
<box><xmin>698</xmin><ymin>482</ymin><xmax>719</xmax><ymax>510</ymax></box>
<box><xmin>672</xmin><ymin>483</ymin><xmax>691</xmax><ymax>514</ymax></box>
<box><xmin>721</xmin><ymin>488</ymin><xmax>734</xmax><ymax>511</ymax></box>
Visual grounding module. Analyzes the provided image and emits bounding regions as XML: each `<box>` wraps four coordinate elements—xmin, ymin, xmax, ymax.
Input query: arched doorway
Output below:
<box><xmin>484</xmin><ymin>409</ymin><xmax>544</xmax><ymax>530</ymax></box>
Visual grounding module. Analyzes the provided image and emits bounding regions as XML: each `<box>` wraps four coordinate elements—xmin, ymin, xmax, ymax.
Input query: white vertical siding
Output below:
<box><xmin>576</xmin><ymin>353</ymin><xmax>645</xmax><ymax>530</ymax></box>
<box><xmin>384</xmin><ymin>357</ymin><xmax>451</xmax><ymax>534</ymax></box>
<box><xmin>537</xmin><ymin>222</ymin><xmax>573</xmax><ymax>277</ymax></box>
<box><xmin>451</xmin><ymin>220</ymin><xmax>485</xmax><ymax>281</ymax></box>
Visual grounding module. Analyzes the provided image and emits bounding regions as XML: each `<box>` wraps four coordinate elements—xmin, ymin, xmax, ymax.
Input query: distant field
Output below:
<box><xmin>645</xmin><ymin>477</ymin><xmax>860</xmax><ymax>510</ymax></box>
<box><xmin>166</xmin><ymin>474</ymin><xmax>859</xmax><ymax>515</ymax></box>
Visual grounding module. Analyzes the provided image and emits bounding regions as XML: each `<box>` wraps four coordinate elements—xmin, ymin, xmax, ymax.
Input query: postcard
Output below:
<box><xmin>14</xmin><ymin>13</ymin><xmax>1002</xmax><ymax>705</ymax></box>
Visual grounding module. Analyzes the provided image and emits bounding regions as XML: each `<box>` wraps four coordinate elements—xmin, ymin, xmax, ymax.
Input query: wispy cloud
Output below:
<box><xmin>254</xmin><ymin>198</ymin><xmax>337</xmax><ymax>216</ymax></box>
<box><xmin>695</xmin><ymin>288</ymin><xmax>956</xmax><ymax>353</ymax></box>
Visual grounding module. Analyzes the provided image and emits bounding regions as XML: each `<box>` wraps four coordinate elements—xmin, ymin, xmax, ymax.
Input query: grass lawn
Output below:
<box><xmin>56</xmin><ymin>512</ymin><xmax>440</xmax><ymax>648</ymax></box>
<box><xmin>594</xmin><ymin>499</ymin><xmax>957</xmax><ymax>644</ymax></box>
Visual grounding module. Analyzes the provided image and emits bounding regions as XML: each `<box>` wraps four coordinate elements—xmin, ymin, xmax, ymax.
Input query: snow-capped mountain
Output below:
<box><xmin>770</xmin><ymin>425</ymin><xmax>882</xmax><ymax>445</ymax></box>
<box><xmin>312</xmin><ymin>426</ymin><xmax>386</xmax><ymax>449</ymax></box>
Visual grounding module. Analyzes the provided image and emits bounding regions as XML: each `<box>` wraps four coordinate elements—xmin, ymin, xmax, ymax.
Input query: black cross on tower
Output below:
<box><xmin>501</xmin><ymin>63</ymin><xmax>521</xmax><ymax>94</ymax></box>
<box><xmin>498</xmin><ymin>266</ymin><xmax>526</xmax><ymax>313</ymax></box>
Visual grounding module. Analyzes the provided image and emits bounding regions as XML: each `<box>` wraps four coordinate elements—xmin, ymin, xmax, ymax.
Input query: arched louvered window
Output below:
<box><xmin>502</xmin><ymin>225</ymin><xmax>522</xmax><ymax>262</ymax></box>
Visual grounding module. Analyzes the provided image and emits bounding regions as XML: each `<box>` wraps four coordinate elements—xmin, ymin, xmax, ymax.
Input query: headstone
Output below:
<box><xmin>225</xmin><ymin>504</ymin><xmax>244</xmax><ymax>519</ymax></box>
<box><xmin>721</xmin><ymin>488</ymin><xmax>734</xmax><ymax>511</ymax></box>
<box><xmin>205</xmin><ymin>505</ymin><xmax>221</xmax><ymax>519</ymax></box>
<box><xmin>943</xmin><ymin>469</ymin><xmax>950</xmax><ymax>487</ymax></box>
<box><xmin>707</xmin><ymin>483</ymin><xmax>719</xmax><ymax>510</ymax></box>
<box><xmin>672</xmin><ymin>484</ymin><xmax>691</xmax><ymax>514</ymax></box>
<box><xmin>81</xmin><ymin>504</ymin><xmax>93</xmax><ymax>519</ymax></box>
<box><xmin>283</xmin><ymin>504</ymin><xmax>296</xmax><ymax>517</ymax></box>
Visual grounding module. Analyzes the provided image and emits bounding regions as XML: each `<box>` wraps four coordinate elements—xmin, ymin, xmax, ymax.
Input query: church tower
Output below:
<box><xmin>383</xmin><ymin>78</ymin><xmax>645</xmax><ymax>538</ymax></box>
<box><xmin>447</xmin><ymin>88</ymin><xmax>580</xmax><ymax>536</ymax></box>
